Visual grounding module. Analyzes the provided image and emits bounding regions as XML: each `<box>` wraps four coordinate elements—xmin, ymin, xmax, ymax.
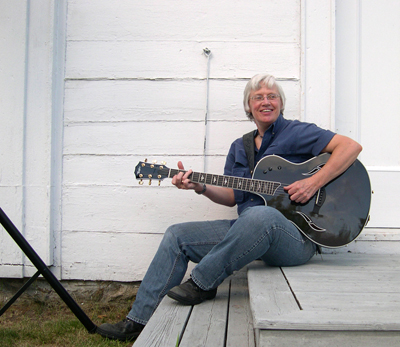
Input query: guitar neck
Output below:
<box><xmin>167</xmin><ymin>168</ymin><xmax>281</xmax><ymax>196</ymax></box>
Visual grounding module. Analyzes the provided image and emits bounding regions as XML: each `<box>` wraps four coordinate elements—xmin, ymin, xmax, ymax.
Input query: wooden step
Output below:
<box><xmin>248</xmin><ymin>253</ymin><xmax>400</xmax><ymax>347</ymax></box>
<box><xmin>133</xmin><ymin>269</ymin><xmax>255</xmax><ymax>347</ymax></box>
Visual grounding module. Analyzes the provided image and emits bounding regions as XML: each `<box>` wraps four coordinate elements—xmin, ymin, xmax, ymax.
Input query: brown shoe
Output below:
<box><xmin>96</xmin><ymin>318</ymin><xmax>144</xmax><ymax>341</ymax></box>
<box><xmin>167</xmin><ymin>278</ymin><xmax>217</xmax><ymax>305</ymax></box>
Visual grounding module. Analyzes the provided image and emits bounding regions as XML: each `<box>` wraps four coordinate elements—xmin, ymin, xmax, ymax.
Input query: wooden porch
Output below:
<box><xmin>133</xmin><ymin>253</ymin><xmax>400</xmax><ymax>347</ymax></box>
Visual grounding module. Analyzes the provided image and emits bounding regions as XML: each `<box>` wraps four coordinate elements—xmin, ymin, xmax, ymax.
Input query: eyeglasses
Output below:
<box><xmin>250</xmin><ymin>94</ymin><xmax>280</xmax><ymax>102</ymax></box>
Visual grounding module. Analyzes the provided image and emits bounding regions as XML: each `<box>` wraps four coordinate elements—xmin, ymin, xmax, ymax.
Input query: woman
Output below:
<box><xmin>97</xmin><ymin>73</ymin><xmax>362</xmax><ymax>341</ymax></box>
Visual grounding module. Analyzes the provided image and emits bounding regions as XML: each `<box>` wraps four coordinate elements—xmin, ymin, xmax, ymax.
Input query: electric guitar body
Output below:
<box><xmin>251</xmin><ymin>154</ymin><xmax>371</xmax><ymax>247</ymax></box>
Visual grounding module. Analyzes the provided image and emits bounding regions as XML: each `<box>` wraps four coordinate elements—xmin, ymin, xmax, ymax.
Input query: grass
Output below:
<box><xmin>0</xmin><ymin>295</ymin><xmax>137</xmax><ymax>347</ymax></box>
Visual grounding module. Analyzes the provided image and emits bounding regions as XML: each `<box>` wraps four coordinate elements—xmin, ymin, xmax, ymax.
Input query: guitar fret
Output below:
<box><xmin>270</xmin><ymin>182</ymin><xmax>276</xmax><ymax>195</ymax></box>
<box><xmin>264</xmin><ymin>181</ymin><xmax>269</xmax><ymax>193</ymax></box>
<box><xmin>265</xmin><ymin>181</ymin><xmax>271</xmax><ymax>194</ymax></box>
<box><xmin>255</xmin><ymin>180</ymin><xmax>262</xmax><ymax>193</ymax></box>
<box><xmin>265</xmin><ymin>182</ymin><xmax>270</xmax><ymax>194</ymax></box>
<box><xmin>191</xmin><ymin>171</ymin><xmax>198</xmax><ymax>182</ymax></box>
<box><xmin>259</xmin><ymin>180</ymin><xmax>265</xmax><ymax>193</ymax></box>
<box><xmin>212</xmin><ymin>175</ymin><xmax>218</xmax><ymax>185</ymax></box>
<box><xmin>211</xmin><ymin>175</ymin><xmax>218</xmax><ymax>185</ymax></box>
<box><xmin>223</xmin><ymin>176</ymin><xmax>230</xmax><ymax>187</ymax></box>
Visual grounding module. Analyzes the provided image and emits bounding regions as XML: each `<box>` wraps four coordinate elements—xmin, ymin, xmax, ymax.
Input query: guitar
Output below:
<box><xmin>134</xmin><ymin>153</ymin><xmax>371</xmax><ymax>248</ymax></box>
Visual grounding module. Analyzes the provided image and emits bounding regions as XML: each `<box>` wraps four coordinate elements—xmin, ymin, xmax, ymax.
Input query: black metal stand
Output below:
<box><xmin>0</xmin><ymin>207</ymin><xmax>97</xmax><ymax>334</ymax></box>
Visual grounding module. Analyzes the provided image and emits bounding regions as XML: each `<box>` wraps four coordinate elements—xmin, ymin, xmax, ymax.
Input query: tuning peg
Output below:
<box><xmin>139</xmin><ymin>179</ymin><xmax>143</xmax><ymax>185</ymax></box>
<box><xmin>161</xmin><ymin>161</ymin><xmax>167</xmax><ymax>165</ymax></box>
<box><xmin>158</xmin><ymin>180</ymin><xmax>161</xmax><ymax>186</ymax></box>
<box><xmin>149</xmin><ymin>179</ymin><xmax>152</xmax><ymax>185</ymax></box>
<box><xmin>144</xmin><ymin>158</ymin><xmax>148</xmax><ymax>162</ymax></box>
<box><xmin>152</xmin><ymin>160</ymin><xmax>157</xmax><ymax>164</ymax></box>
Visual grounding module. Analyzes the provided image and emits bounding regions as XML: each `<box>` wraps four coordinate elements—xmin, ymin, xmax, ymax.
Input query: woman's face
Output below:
<box><xmin>248</xmin><ymin>84</ymin><xmax>282</xmax><ymax>130</ymax></box>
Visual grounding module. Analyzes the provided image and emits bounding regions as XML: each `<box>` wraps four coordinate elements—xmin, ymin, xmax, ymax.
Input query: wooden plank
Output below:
<box><xmin>133</xmin><ymin>296</ymin><xmax>192</xmax><ymax>347</ymax></box>
<box><xmin>64</xmin><ymin>79</ymin><xmax>301</xmax><ymax>123</ymax></box>
<box><xmin>292</xmin><ymin>253</ymin><xmax>400</xmax><ymax>268</ymax></box>
<box><xmin>226</xmin><ymin>270</ymin><xmax>255</xmax><ymax>347</ymax></box>
<box><xmin>282</xmin><ymin>270</ymin><xmax>400</xmax><ymax>293</ymax></box>
<box><xmin>259</xmin><ymin>330</ymin><xmax>400</xmax><ymax>347</ymax></box>
<box><xmin>254</xmin><ymin>309</ymin><xmax>400</xmax><ymax>331</ymax></box>
<box><xmin>63</xmin><ymin>119</ymin><xmax>257</xmax><ymax>158</ymax></box>
<box><xmin>63</xmin><ymin>121</ymin><xmax>205</xmax><ymax>156</ymax></box>
<box><xmin>65</xmin><ymin>41</ymin><xmax>300</xmax><ymax>80</ymax></box>
<box><xmin>295</xmin><ymin>292</ymin><xmax>400</xmax><ymax>312</ymax></box>
<box><xmin>179</xmin><ymin>279</ymin><xmax>230</xmax><ymax>346</ymax></box>
<box><xmin>64</xmin><ymin>79</ymin><xmax>206</xmax><ymax>123</ymax></box>
<box><xmin>247</xmin><ymin>262</ymin><xmax>300</xmax><ymax>327</ymax></box>
<box><xmin>67</xmin><ymin>0</ymin><xmax>300</xmax><ymax>42</ymax></box>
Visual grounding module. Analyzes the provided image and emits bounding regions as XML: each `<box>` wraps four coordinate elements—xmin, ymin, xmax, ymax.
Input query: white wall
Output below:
<box><xmin>0</xmin><ymin>0</ymin><xmax>27</xmax><ymax>278</ymax></box>
<box><xmin>0</xmin><ymin>0</ymin><xmax>66</xmax><ymax>277</ymax></box>
<box><xmin>335</xmin><ymin>0</ymin><xmax>400</xmax><ymax>254</ymax></box>
<box><xmin>62</xmin><ymin>0</ymin><xmax>306</xmax><ymax>281</ymax></box>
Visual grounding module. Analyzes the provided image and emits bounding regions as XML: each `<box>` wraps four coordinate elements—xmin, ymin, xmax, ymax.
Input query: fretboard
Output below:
<box><xmin>167</xmin><ymin>169</ymin><xmax>281</xmax><ymax>196</ymax></box>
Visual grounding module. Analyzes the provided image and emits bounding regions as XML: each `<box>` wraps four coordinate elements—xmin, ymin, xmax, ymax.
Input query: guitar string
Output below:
<box><xmin>155</xmin><ymin>168</ymin><xmax>293</xmax><ymax>194</ymax></box>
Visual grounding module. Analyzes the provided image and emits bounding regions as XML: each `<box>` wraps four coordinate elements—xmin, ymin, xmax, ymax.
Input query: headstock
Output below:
<box><xmin>134</xmin><ymin>160</ymin><xmax>170</xmax><ymax>186</ymax></box>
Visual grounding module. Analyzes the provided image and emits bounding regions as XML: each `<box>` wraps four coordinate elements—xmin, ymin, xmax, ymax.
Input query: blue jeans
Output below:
<box><xmin>127</xmin><ymin>206</ymin><xmax>317</xmax><ymax>325</ymax></box>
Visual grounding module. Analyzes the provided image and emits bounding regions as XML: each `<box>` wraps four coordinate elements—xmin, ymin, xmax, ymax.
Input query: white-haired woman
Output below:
<box><xmin>97</xmin><ymin>74</ymin><xmax>362</xmax><ymax>341</ymax></box>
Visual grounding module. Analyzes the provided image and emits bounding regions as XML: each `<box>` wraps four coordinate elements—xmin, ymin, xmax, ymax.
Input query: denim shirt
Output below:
<box><xmin>224</xmin><ymin>114</ymin><xmax>335</xmax><ymax>215</ymax></box>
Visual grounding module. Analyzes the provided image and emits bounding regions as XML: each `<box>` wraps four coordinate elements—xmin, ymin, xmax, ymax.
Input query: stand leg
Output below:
<box><xmin>0</xmin><ymin>270</ymin><xmax>41</xmax><ymax>316</ymax></box>
<box><xmin>0</xmin><ymin>208</ymin><xmax>97</xmax><ymax>334</ymax></box>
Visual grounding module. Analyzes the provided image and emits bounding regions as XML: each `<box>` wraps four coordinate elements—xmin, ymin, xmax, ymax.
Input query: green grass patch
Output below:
<box><xmin>0</xmin><ymin>299</ymin><xmax>135</xmax><ymax>347</ymax></box>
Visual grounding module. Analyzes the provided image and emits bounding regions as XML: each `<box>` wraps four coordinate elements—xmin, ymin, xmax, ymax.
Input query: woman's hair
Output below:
<box><xmin>243</xmin><ymin>74</ymin><xmax>286</xmax><ymax>121</ymax></box>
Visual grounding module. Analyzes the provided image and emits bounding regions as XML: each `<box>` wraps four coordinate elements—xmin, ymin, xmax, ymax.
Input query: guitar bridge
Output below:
<box><xmin>315</xmin><ymin>187</ymin><xmax>326</xmax><ymax>207</ymax></box>
<box><xmin>311</xmin><ymin>187</ymin><xmax>326</xmax><ymax>215</ymax></box>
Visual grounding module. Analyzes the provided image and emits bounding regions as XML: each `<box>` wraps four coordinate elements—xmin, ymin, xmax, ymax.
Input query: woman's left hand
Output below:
<box><xmin>171</xmin><ymin>161</ymin><xmax>202</xmax><ymax>191</ymax></box>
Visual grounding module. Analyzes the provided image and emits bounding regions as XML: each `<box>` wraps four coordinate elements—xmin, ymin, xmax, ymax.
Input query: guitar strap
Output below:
<box><xmin>242</xmin><ymin>130</ymin><xmax>255</xmax><ymax>174</ymax></box>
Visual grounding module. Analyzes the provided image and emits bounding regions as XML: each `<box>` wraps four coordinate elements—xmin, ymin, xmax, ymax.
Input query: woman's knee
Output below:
<box><xmin>163</xmin><ymin>221</ymin><xmax>204</xmax><ymax>246</ymax></box>
<box><xmin>241</xmin><ymin>206</ymin><xmax>285</xmax><ymax>227</ymax></box>
<box><xmin>163</xmin><ymin>223</ymin><xmax>187</xmax><ymax>243</ymax></box>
